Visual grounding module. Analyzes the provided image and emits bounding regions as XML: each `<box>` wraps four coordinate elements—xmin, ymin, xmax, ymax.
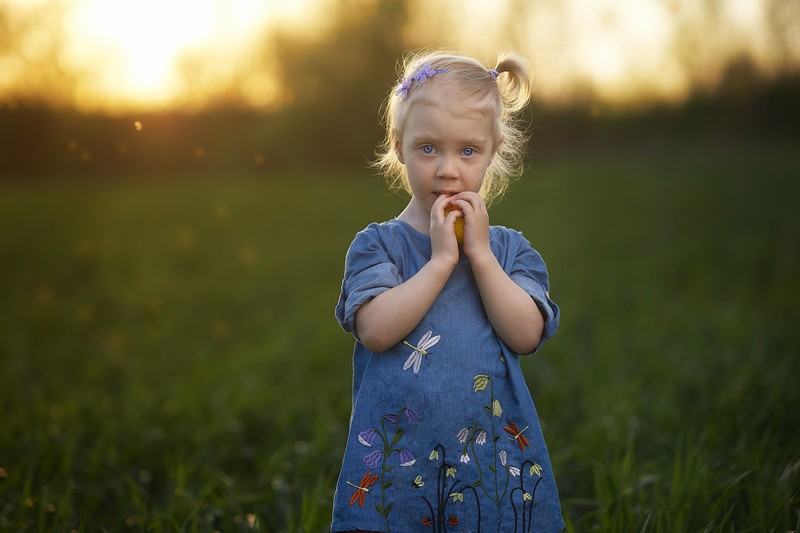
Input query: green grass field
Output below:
<box><xmin>1</xmin><ymin>144</ymin><xmax>799</xmax><ymax>532</ymax></box>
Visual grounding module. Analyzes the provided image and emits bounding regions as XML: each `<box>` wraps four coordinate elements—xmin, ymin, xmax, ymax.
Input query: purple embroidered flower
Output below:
<box><xmin>383</xmin><ymin>412</ymin><xmax>398</xmax><ymax>423</ymax></box>
<box><xmin>403</xmin><ymin>407</ymin><xmax>422</xmax><ymax>424</ymax></box>
<box><xmin>358</xmin><ymin>428</ymin><xmax>378</xmax><ymax>447</ymax></box>
<box><xmin>394</xmin><ymin>77</ymin><xmax>412</xmax><ymax>97</ymax></box>
<box><xmin>363</xmin><ymin>450</ymin><xmax>384</xmax><ymax>468</ymax></box>
<box><xmin>399</xmin><ymin>449</ymin><xmax>416</xmax><ymax>467</ymax></box>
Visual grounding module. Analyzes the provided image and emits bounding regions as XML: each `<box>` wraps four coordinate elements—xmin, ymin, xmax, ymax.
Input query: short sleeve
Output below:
<box><xmin>507</xmin><ymin>233</ymin><xmax>560</xmax><ymax>354</ymax></box>
<box><xmin>335</xmin><ymin>225</ymin><xmax>404</xmax><ymax>339</ymax></box>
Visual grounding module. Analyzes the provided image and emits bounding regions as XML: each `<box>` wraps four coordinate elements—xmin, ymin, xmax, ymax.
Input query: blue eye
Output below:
<box><xmin>421</xmin><ymin>144</ymin><xmax>435</xmax><ymax>154</ymax></box>
<box><xmin>462</xmin><ymin>147</ymin><xmax>475</xmax><ymax>156</ymax></box>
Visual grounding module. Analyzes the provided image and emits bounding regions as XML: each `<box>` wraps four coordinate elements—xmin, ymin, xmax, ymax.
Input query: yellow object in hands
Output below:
<box><xmin>444</xmin><ymin>205</ymin><xmax>464</xmax><ymax>244</ymax></box>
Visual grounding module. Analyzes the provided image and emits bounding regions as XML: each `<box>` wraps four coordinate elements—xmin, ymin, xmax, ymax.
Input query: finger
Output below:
<box><xmin>429</xmin><ymin>195</ymin><xmax>448</xmax><ymax>222</ymax></box>
<box><xmin>453</xmin><ymin>191</ymin><xmax>484</xmax><ymax>210</ymax></box>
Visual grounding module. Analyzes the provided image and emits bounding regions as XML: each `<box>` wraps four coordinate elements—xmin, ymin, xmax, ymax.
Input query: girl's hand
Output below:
<box><xmin>429</xmin><ymin>194</ymin><xmax>461</xmax><ymax>267</ymax></box>
<box><xmin>450</xmin><ymin>192</ymin><xmax>492</xmax><ymax>263</ymax></box>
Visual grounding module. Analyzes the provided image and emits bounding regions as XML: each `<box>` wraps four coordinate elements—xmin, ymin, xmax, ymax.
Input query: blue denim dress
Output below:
<box><xmin>332</xmin><ymin>220</ymin><xmax>564</xmax><ymax>533</ymax></box>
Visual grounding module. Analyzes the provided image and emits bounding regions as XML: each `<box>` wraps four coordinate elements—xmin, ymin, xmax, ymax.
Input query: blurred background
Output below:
<box><xmin>1</xmin><ymin>0</ymin><xmax>798</xmax><ymax>175</ymax></box>
<box><xmin>1</xmin><ymin>1</ymin><xmax>799</xmax><ymax>531</ymax></box>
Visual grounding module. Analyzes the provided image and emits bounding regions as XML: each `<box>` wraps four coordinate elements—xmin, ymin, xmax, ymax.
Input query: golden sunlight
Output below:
<box><xmin>62</xmin><ymin>0</ymin><xmax>218</xmax><ymax>105</ymax></box>
<box><xmin>55</xmin><ymin>0</ymin><xmax>311</xmax><ymax>110</ymax></box>
<box><xmin>1</xmin><ymin>0</ymin><xmax>795</xmax><ymax>111</ymax></box>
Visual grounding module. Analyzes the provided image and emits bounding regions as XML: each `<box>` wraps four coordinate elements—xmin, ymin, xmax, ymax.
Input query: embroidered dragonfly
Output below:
<box><xmin>346</xmin><ymin>470</ymin><xmax>379</xmax><ymax>508</ymax></box>
<box><xmin>402</xmin><ymin>330</ymin><xmax>441</xmax><ymax>373</ymax></box>
<box><xmin>503</xmin><ymin>420</ymin><xmax>531</xmax><ymax>451</ymax></box>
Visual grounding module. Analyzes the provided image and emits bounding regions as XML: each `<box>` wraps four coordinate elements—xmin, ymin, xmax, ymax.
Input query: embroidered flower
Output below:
<box><xmin>412</xmin><ymin>475</ymin><xmax>425</xmax><ymax>488</ymax></box>
<box><xmin>456</xmin><ymin>427</ymin><xmax>470</xmax><ymax>444</ymax></box>
<box><xmin>347</xmin><ymin>471</ymin><xmax>379</xmax><ymax>508</ymax></box>
<box><xmin>399</xmin><ymin>449</ymin><xmax>416</xmax><ymax>467</ymax></box>
<box><xmin>448</xmin><ymin>514</ymin><xmax>460</xmax><ymax>526</ymax></box>
<box><xmin>450</xmin><ymin>492</ymin><xmax>464</xmax><ymax>503</ymax></box>
<box><xmin>499</xmin><ymin>450</ymin><xmax>508</xmax><ymax>466</ymax></box>
<box><xmin>446</xmin><ymin>466</ymin><xmax>457</xmax><ymax>478</ymax></box>
<box><xmin>473</xmin><ymin>374</ymin><xmax>490</xmax><ymax>392</ymax></box>
<box><xmin>363</xmin><ymin>450</ymin><xmax>384</xmax><ymax>468</ymax></box>
<box><xmin>460</xmin><ymin>452</ymin><xmax>470</xmax><ymax>464</ymax></box>
<box><xmin>509</xmin><ymin>466</ymin><xmax>521</xmax><ymax>477</ymax></box>
<box><xmin>358</xmin><ymin>427</ymin><xmax>378</xmax><ymax>447</ymax></box>
<box><xmin>476</xmin><ymin>430</ymin><xmax>487</xmax><ymax>445</ymax></box>
<box><xmin>429</xmin><ymin>449</ymin><xmax>439</xmax><ymax>461</ymax></box>
<box><xmin>404</xmin><ymin>407</ymin><xmax>422</xmax><ymax>424</ymax></box>
<box><xmin>492</xmin><ymin>399</ymin><xmax>503</xmax><ymax>417</ymax></box>
<box><xmin>383</xmin><ymin>412</ymin><xmax>398</xmax><ymax>423</ymax></box>
<box><xmin>421</xmin><ymin>516</ymin><xmax>432</xmax><ymax>526</ymax></box>
<box><xmin>531</xmin><ymin>463</ymin><xmax>543</xmax><ymax>477</ymax></box>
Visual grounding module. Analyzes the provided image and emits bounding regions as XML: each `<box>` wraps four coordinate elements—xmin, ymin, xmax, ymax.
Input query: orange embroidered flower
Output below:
<box><xmin>421</xmin><ymin>516</ymin><xmax>432</xmax><ymax>526</ymax></box>
<box><xmin>347</xmin><ymin>471</ymin><xmax>379</xmax><ymax>508</ymax></box>
<box><xmin>503</xmin><ymin>420</ymin><xmax>530</xmax><ymax>451</ymax></box>
<box><xmin>448</xmin><ymin>514</ymin><xmax>460</xmax><ymax>526</ymax></box>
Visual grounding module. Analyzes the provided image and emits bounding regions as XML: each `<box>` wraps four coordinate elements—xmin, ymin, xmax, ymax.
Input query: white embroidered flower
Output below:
<box><xmin>460</xmin><ymin>453</ymin><xmax>470</xmax><ymax>464</ymax></box>
<box><xmin>499</xmin><ymin>450</ymin><xmax>507</xmax><ymax>466</ymax></box>
<box><xmin>509</xmin><ymin>466</ymin><xmax>521</xmax><ymax>477</ymax></box>
<box><xmin>476</xmin><ymin>430</ymin><xmax>487</xmax><ymax>445</ymax></box>
<box><xmin>456</xmin><ymin>427</ymin><xmax>470</xmax><ymax>444</ymax></box>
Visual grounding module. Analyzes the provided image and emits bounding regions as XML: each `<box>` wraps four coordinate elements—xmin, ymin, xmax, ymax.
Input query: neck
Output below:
<box><xmin>396</xmin><ymin>198</ymin><xmax>430</xmax><ymax>235</ymax></box>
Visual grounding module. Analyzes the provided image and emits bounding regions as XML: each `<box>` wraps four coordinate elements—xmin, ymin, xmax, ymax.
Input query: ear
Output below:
<box><xmin>395</xmin><ymin>139</ymin><xmax>405</xmax><ymax>164</ymax></box>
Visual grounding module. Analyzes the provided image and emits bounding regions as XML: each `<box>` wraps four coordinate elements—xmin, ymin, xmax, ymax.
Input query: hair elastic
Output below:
<box><xmin>488</xmin><ymin>69</ymin><xmax>499</xmax><ymax>80</ymax></box>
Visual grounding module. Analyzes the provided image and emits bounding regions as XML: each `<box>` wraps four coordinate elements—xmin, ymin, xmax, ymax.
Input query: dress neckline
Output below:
<box><xmin>389</xmin><ymin>218</ymin><xmax>431</xmax><ymax>243</ymax></box>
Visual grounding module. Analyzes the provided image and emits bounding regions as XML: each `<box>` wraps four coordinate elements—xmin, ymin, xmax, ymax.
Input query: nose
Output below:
<box><xmin>436</xmin><ymin>154</ymin><xmax>459</xmax><ymax>180</ymax></box>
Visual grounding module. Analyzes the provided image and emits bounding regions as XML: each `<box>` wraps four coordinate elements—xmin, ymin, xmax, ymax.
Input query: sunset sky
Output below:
<box><xmin>1</xmin><ymin>0</ymin><xmax>797</xmax><ymax>111</ymax></box>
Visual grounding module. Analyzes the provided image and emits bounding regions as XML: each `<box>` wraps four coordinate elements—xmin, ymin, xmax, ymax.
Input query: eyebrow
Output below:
<box><xmin>410</xmin><ymin>135</ymin><xmax>489</xmax><ymax>147</ymax></box>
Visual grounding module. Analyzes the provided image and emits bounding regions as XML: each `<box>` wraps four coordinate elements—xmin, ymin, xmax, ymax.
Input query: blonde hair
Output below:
<box><xmin>374</xmin><ymin>49</ymin><xmax>532</xmax><ymax>206</ymax></box>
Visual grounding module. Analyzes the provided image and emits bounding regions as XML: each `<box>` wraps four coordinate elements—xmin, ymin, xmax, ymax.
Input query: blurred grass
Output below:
<box><xmin>1</xmin><ymin>144</ymin><xmax>798</xmax><ymax>532</ymax></box>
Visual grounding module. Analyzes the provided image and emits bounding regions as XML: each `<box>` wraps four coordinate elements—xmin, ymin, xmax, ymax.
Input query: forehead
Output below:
<box><xmin>401</xmin><ymin>83</ymin><xmax>497</xmax><ymax>140</ymax></box>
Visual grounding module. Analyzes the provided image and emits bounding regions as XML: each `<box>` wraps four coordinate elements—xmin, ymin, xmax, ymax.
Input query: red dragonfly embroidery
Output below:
<box><xmin>347</xmin><ymin>470</ymin><xmax>379</xmax><ymax>508</ymax></box>
<box><xmin>503</xmin><ymin>420</ymin><xmax>530</xmax><ymax>451</ymax></box>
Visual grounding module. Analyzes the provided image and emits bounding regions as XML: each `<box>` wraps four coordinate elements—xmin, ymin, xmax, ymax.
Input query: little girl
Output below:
<box><xmin>331</xmin><ymin>49</ymin><xmax>563</xmax><ymax>533</ymax></box>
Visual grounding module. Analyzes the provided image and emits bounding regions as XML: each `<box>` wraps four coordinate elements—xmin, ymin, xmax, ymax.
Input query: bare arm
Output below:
<box><xmin>469</xmin><ymin>253</ymin><xmax>544</xmax><ymax>354</ymax></box>
<box><xmin>354</xmin><ymin>257</ymin><xmax>454</xmax><ymax>352</ymax></box>
<box><xmin>355</xmin><ymin>195</ymin><xmax>461</xmax><ymax>352</ymax></box>
<box><xmin>454</xmin><ymin>192</ymin><xmax>544</xmax><ymax>354</ymax></box>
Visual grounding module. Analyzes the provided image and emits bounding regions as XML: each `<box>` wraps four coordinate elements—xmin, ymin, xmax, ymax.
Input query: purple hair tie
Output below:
<box><xmin>488</xmin><ymin>69</ymin><xmax>499</xmax><ymax>80</ymax></box>
<box><xmin>394</xmin><ymin>77</ymin><xmax>413</xmax><ymax>97</ymax></box>
<box><xmin>395</xmin><ymin>63</ymin><xmax>448</xmax><ymax>98</ymax></box>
